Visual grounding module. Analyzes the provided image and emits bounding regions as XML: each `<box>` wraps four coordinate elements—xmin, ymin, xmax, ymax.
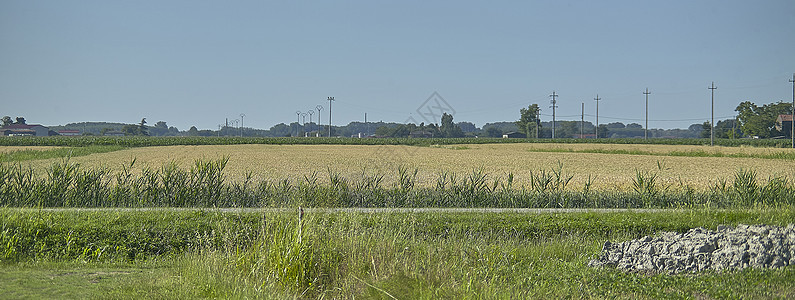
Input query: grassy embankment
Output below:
<box><xmin>1</xmin><ymin>208</ymin><xmax>794</xmax><ymax>298</ymax></box>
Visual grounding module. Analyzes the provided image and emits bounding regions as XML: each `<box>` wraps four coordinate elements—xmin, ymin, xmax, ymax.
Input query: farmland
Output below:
<box><xmin>9</xmin><ymin>143</ymin><xmax>795</xmax><ymax>192</ymax></box>
<box><xmin>1</xmin><ymin>140</ymin><xmax>795</xmax><ymax>298</ymax></box>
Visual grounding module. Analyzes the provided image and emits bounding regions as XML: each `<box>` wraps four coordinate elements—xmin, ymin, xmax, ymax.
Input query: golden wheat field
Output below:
<box><xmin>8</xmin><ymin>143</ymin><xmax>795</xmax><ymax>191</ymax></box>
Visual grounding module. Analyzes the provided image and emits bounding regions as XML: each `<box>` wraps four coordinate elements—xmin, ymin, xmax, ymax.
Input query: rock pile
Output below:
<box><xmin>588</xmin><ymin>224</ymin><xmax>795</xmax><ymax>273</ymax></box>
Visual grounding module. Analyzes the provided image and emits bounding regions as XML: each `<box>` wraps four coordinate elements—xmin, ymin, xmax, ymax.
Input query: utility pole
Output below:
<box><xmin>536</xmin><ymin>109</ymin><xmax>540</xmax><ymax>139</ymax></box>
<box><xmin>327</xmin><ymin>97</ymin><xmax>334</xmax><ymax>137</ymax></box>
<box><xmin>316</xmin><ymin>105</ymin><xmax>323</xmax><ymax>137</ymax></box>
<box><xmin>644</xmin><ymin>88</ymin><xmax>650</xmax><ymax>140</ymax></box>
<box><xmin>307</xmin><ymin>110</ymin><xmax>314</xmax><ymax>133</ymax></box>
<box><xmin>580</xmin><ymin>102</ymin><xmax>584</xmax><ymax>138</ymax></box>
<box><xmin>709</xmin><ymin>82</ymin><xmax>717</xmax><ymax>146</ymax></box>
<box><xmin>364</xmin><ymin>112</ymin><xmax>368</xmax><ymax>136</ymax></box>
<box><xmin>594</xmin><ymin>94</ymin><xmax>601</xmax><ymax>138</ymax></box>
<box><xmin>549</xmin><ymin>91</ymin><xmax>558</xmax><ymax>139</ymax></box>
<box><xmin>239</xmin><ymin>113</ymin><xmax>245</xmax><ymax>137</ymax></box>
<box><xmin>789</xmin><ymin>73</ymin><xmax>794</xmax><ymax>148</ymax></box>
<box><xmin>295</xmin><ymin>111</ymin><xmax>301</xmax><ymax>137</ymax></box>
<box><xmin>301</xmin><ymin>113</ymin><xmax>307</xmax><ymax>137</ymax></box>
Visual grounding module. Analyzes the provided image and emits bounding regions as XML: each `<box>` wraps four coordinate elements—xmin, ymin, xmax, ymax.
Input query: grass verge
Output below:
<box><xmin>0</xmin><ymin>145</ymin><xmax>127</xmax><ymax>162</ymax></box>
<box><xmin>1</xmin><ymin>208</ymin><xmax>794</xmax><ymax>298</ymax></box>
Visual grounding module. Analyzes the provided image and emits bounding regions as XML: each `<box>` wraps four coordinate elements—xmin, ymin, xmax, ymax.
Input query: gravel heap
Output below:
<box><xmin>589</xmin><ymin>224</ymin><xmax>795</xmax><ymax>273</ymax></box>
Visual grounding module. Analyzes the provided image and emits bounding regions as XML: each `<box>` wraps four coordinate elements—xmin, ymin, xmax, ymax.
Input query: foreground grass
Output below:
<box><xmin>2</xmin><ymin>208</ymin><xmax>794</xmax><ymax>298</ymax></box>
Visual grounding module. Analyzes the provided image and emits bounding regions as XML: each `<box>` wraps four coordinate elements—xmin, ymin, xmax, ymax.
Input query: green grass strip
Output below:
<box><xmin>527</xmin><ymin>147</ymin><xmax>795</xmax><ymax>160</ymax></box>
<box><xmin>0</xmin><ymin>145</ymin><xmax>127</xmax><ymax>162</ymax></box>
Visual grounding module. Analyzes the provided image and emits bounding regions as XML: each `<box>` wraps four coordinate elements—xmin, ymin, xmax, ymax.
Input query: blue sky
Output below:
<box><xmin>2</xmin><ymin>0</ymin><xmax>794</xmax><ymax>130</ymax></box>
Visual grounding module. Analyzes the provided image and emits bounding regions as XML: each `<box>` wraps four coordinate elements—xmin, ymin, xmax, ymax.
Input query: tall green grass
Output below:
<box><xmin>1</xmin><ymin>159</ymin><xmax>793</xmax><ymax>209</ymax></box>
<box><xmin>2</xmin><ymin>208</ymin><xmax>794</xmax><ymax>298</ymax></box>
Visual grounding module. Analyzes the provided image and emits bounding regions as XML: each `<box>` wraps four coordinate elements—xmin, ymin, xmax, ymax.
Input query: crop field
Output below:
<box><xmin>1</xmin><ymin>141</ymin><xmax>794</xmax><ymax>298</ymax></box>
<box><xmin>9</xmin><ymin>143</ymin><xmax>795</xmax><ymax>191</ymax></box>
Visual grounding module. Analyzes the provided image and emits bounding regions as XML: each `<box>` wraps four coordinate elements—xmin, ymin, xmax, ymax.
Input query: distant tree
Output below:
<box><xmin>147</xmin><ymin>121</ymin><xmax>169</xmax><ymax>136</ymax></box>
<box><xmin>606</xmin><ymin>122</ymin><xmax>626</xmax><ymax>129</ymax></box>
<box><xmin>626</xmin><ymin>123</ymin><xmax>643</xmax><ymax>129</ymax></box>
<box><xmin>14</xmin><ymin>117</ymin><xmax>26</xmax><ymax>125</ymax></box>
<box><xmin>736</xmin><ymin>101</ymin><xmax>792</xmax><ymax>138</ymax></box>
<box><xmin>456</xmin><ymin>121</ymin><xmax>477</xmax><ymax>133</ymax></box>
<box><xmin>440</xmin><ymin>113</ymin><xmax>464</xmax><ymax>138</ymax></box>
<box><xmin>715</xmin><ymin>119</ymin><xmax>741</xmax><ymax>139</ymax></box>
<box><xmin>482</xmin><ymin>122</ymin><xmax>519</xmax><ymax>133</ymax></box>
<box><xmin>1</xmin><ymin>116</ymin><xmax>12</xmax><ymax>126</ymax></box>
<box><xmin>187</xmin><ymin>126</ymin><xmax>199</xmax><ymax>136</ymax></box>
<box><xmin>516</xmin><ymin>104</ymin><xmax>541</xmax><ymax>137</ymax></box>
<box><xmin>138</xmin><ymin>118</ymin><xmax>149</xmax><ymax>136</ymax></box>
<box><xmin>558</xmin><ymin>121</ymin><xmax>580</xmax><ymax>138</ymax></box>
<box><xmin>597</xmin><ymin>124</ymin><xmax>609</xmax><ymax>138</ymax></box>
<box><xmin>375</xmin><ymin>126</ymin><xmax>392</xmax><ymax>137</ymax></box>
<box><xmin>700</xmin><ymin>121</ymin><xmax>711</xmax><ymax>138</ymax></box>
<box><xmin>122</xmin><ymin>124</ymin><xmax>139</xmax><ymax>136</ymax></box>
<box><xmin>688</xmin><ymin>123</ymin><xmax>703</xmax><ymax>132</ymax></box>
<box><xmin>100</xmin><ymin>128</ymin><xmax>112</xmax><ymax>135</ymax></box>
<box><xmin>268</xmin><ymin>123</ymin><xmax>290</xmax><ymax>137</ymax></box>
<box><xmin>393</xmin><ymin>124</ymin><xmax>410</xmax><ymax>137</ymax></box>
<box><xmin>485</xmin><ymin>127</ymin><xmax>503</xmax><ymax>138</ymax></box>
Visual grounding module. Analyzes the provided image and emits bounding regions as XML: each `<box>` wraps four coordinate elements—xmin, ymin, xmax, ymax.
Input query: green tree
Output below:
<box><xmin>138</xmin><ymin>118</ymin><xmax>149</xmax><ymax>136</ymax></box>
<box><xmin>700</xmin><ymin>121</ymin><xmax>711</xmax><ymax>138</ymax></box>
<box><xmin>187</xmin><ymin>126</ymin><xmax>199</xmax><ymax>136</ymax></box>
<box><xmin>516</xmin><ymin>104</ymin><xmax>541</xmax><ymax>137</ymax></box>
<box><xmin>14</xmin><ymin>117</ymin><xmax>26</xmax><ymax>125</ymax></box>
<box><xmin>715</xmin><ymin>119</ymin><xmax>741</xmax><ymax>138</ymax></box>
<box><xmin>122</xmin><ymin>124</ymin><xmax>139</xmax><ymax>136</ymax></box>
<box><xmin>736</xmin><ymin>101</ymin><xmax>792</xmax><ymax>138</ymax></box>
<box><xmin>1</xmin><ymin>116</ymin><xmax>12</xmax><ymax>126</ymax></box>
<box><xmin>485</xmin><ymin>127</ymin><xmax>503</xmax><ymax>137</ymax></box>
<box><xmin>597</xmin><ymin>124</ymin><xmax>609</xmax><ymax>138</ymax></box>
<box><xmin>440</xmin><ymin>113</ymin><xmax>464</xmax><ymax>138</ymax></box>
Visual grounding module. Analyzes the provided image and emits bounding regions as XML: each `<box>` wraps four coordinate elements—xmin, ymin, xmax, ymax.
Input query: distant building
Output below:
<box><xmin>1</xmin><ymin>124</ymin><xmax>50</xmax><ymax>136</ymax></box>
<box><xmin>502</xmin><ymin>132</ymin><xmax>526</xmax><ymax>138</ymax></box>
<box><xmin>775</xmin><ymin>114</ymin><xmax>793</xmax><ymax>134</ymax></box>
<box><xmin>58</xmin><ymin>130</ymin><xmax>81</xmax><ymax>136</ymax></box>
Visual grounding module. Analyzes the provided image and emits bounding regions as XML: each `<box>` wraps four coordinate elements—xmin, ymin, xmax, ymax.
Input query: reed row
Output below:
<box><xmin>0</xmin><ymin>158</ymin><xmax>793</xmax><ymax>208</ymax></box>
